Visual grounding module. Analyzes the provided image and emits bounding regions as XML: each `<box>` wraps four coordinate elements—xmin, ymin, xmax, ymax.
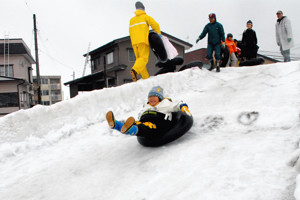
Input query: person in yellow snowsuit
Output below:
<box><xmin>129</xmin><ymin>1</ymin><xmax>161</xmax><ymax>81</ymax></box>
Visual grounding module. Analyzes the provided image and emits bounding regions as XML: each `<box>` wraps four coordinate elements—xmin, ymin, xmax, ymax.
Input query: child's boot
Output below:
<box><xmin>121</xmin><ymin>117</ymin><xmax>138</xmax><ymax>136</ymax></box>
<box><xmin>106</xmin><ymin>111</ymin><xmax>123</xmax><ymax>131</ymax></box>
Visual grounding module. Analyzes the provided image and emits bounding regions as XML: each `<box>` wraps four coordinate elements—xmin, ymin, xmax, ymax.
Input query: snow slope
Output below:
<box><xmin>1</xmin><ymin>62</ymin><xmax>300</xmax><ymax>200</ymax></box>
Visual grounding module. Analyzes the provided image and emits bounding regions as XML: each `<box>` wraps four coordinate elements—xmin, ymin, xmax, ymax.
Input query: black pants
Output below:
<box><xmin>244</xmin><ymin>45</ymin><xmax>258</xmax><ymax>60</ymax></box>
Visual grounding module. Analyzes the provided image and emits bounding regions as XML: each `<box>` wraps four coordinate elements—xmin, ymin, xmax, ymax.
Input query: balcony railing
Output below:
<box><xmin>51</xmin><ymin>94</ymin><xmax>61</xmax><ymax>101</ymax></box>
<box><xmin>50</xmin><ymin>84</ymin><xmax>60</xmax><ymax>90</ymax></box>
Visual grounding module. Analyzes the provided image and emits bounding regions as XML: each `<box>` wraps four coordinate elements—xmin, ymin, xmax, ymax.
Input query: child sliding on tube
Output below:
<box><xmin>106</xmin><ymin>86</ymin><xmax>191</xmax><ymax>137</ymax></box>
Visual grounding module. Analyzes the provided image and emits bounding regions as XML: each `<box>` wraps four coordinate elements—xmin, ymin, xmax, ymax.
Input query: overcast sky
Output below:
<box><xmin>1</xmin><ymin>0</ymin><xmax>300</xmax><ymax>99</ymax></box>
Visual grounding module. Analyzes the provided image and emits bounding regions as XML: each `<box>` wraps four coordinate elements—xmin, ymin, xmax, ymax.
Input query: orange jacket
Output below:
<box><xmin>129</xmin><ymin>10</ymin><xmax>161</xmax><ymax>46</ymax></box>
<box><xmin>225</xmin><ymin>38</ymin><xmax>237</xmax><ymax>54</ymax></box>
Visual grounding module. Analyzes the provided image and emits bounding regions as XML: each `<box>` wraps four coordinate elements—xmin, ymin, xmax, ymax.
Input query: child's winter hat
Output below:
<box><xmin>247</xmin><ymin>20</ymin><xmax>253</xmax><ymax>25</ymax></box>
<box><xmin>148</xmin><ymin>86</ymin><xmax>164</xmax><ymax>100</ymax></box>
<box><xmin>135</xmin><ymin>1</ymin><xmax>145</xmax><ymax>10</ymax></box>
<box><xmin>227</xmin><ymin>33</ymin><xmax>233</xmax><ymax>38</ymax></box>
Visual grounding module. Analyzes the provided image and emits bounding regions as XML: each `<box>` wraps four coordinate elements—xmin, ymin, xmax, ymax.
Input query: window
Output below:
<box><xmin>0</xmin><ymin>65</ymin><xmax>13</xmax><ymax>77</ymax></box>
<box><xmin>51</xmin><ymin>91</ymin><xmax>60</xmax><ymax>101</ymax></box>
<box><xmin>108</xmin><ymin>79</ymin><xmax>116</xmax><ymax>87</ymax></box>
<box><xmin>29</xmin><ymin>94</ymin><xmax>35</xmax><ymax>106</ymax></box>
<box><xmin>21</xmin><ymin>92</ymin><xmax>27</xmax><ymax>102</ymax></box>
<box><xmin>91</xmin><ymin>57</ymin><xmax>100</xmax><ymax>70</ymax></box>
<box><xmin>42</xmin><ymin>90</ymin><xmax>49</xmax><ymax>96</ymax></box>
<box><xmin>41</xmin><ymin>101</ymin><xmax>50</xmax><ymax>105</ymax></box>
<box><xmin>20</xmin><ymin>92</ymin><xmax>27</xmax><ymax>108</ymax></box>
<box><xmin>0</xmin><ymin>93</ymin><xmax>19</xmax><ymax>107</ymax></box>
<box><xmin>41</xmin><ymin>78</ymin><xmax>48</xmax><ymax>84</ymax></box>
<box><xmin>128</xmin><ymin>49</ymin><xmax>136</xmax><ymax>62</ymax></box>
<box><xmin>91</xmin><ymin>59</ymin><xmax>95</xmax><ymax>70</ymax></box>
<box><xmin>107</xmin><ymin>52</ymin><xmax>113</xmax><ymax>65</ymax></box>
<box><xmin>123</xmin><ymin>78</ymin><xmax>133</xmax><ymax>83</ymax></box>
<box><xmin>50</xmin><ymin>78</ymin><xmax>60</xmax><ymax>84</ymax></box>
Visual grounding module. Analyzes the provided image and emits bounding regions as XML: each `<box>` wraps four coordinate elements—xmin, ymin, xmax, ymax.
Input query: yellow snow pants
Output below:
<box><xmin>132</xmin><ymin>43</ymin><xmax>150</xmax><ymax>79</ymax></box>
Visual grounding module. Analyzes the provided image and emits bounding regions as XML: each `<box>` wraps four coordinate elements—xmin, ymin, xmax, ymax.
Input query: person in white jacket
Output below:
<box><xmin>275</xmin><ymin>10</ymin><xmax>294</xmax><ymax>62</ymax></box>
<box><xmin>106</xmin><ymin>86</ymin><xmax>191</xmax><ymax>136</ymax></box>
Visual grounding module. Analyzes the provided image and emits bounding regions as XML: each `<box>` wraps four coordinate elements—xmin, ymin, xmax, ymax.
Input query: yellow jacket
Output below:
<box><xmin>129</xmin><ymin>10</ymin><xmax>161</xmax><ymax>45</ymax></box>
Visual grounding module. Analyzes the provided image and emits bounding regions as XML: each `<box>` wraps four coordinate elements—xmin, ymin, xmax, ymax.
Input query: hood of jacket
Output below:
<box><xmin>277</xmin><ymin>16</ymin><xmax>286</xmax><ymax>23</ymax></box>
<box><xmin>135</xmin><ymin>9</ymin><xmax>146</xmax><ymax>16</ymax></box>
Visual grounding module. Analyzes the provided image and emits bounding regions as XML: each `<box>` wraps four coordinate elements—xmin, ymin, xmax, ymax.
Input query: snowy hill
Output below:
<box><xmin>1</xmin><ymin>62</ymin><xmax>300</xmax><ymax>200</ymax></box>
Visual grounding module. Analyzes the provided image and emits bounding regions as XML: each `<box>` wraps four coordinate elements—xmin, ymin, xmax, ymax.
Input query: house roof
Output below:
<box><xmin>64</xmin><ymin>64</ymin><xmax>127</xmax><ymax>86</ymax></box>
<box><xmin>161</xmin><ymin>31</ymin><xmax>193</xmax><ymax>50</ymax></box>
<box><xmin>257</xmin><ymin>53</ymin><xmax>280</xmax><ymax>62</ymax></box>
<box><xmin>84</xmin><ymin>31</ymin><xmax>193</xmax><ymax>57</ymax></box>
<box><xmin>0</xmin><ymin>39</ymin><xmax>36</xmax><ymax>64</ymax></box>
<box><xmin>185</xmin><ymin>48</ymin><xmax>209</xmax><ymax>64</ymax></box>
<box><xmin>0</xmin><ymin>76</ymin><xmax>30</xmax><ymax>85</ymax></box>
<box><xmin>185</xmin><ymin>48</ymin><xmax>280</xmax><ymax>64</ymax></box>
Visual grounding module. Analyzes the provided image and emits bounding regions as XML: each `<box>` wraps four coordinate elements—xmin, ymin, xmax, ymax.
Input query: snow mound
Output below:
<box><xmin>0</xmin><ymin>62</ymin><xmax>300</xmax><ymax>200</ymax></box>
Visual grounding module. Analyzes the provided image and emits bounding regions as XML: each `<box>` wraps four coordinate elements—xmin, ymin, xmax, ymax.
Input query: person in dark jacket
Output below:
<box><xmin>196</xmin><ymin>13</ymin><xmax>225</xmax><ymax>72</ymax></box>
<box><xmin>242</xmin><ymin>20</ymin><xmax>258</xmax><ymax>60</ymax></box>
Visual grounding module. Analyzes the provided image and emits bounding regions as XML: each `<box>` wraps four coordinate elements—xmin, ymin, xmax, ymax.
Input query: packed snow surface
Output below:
<box><xmin>1</xmin><ymin>62</ymin><xmax>300</xmax><ymax>200</ymax></box>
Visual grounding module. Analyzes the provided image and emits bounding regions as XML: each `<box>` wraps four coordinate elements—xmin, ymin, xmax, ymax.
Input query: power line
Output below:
<box><xmin>38</xmin><ymin>48</ymin><xmax>82</xmax><ymax>74</ymax></box>
<box><xmin>24</xmin><ymin>0</ymin><xmax>34</xmax><ymax>15</ymax></box>
<box><xmin>35</xmin><ymin>25</ymin><xmax>82</xmax><ymax>75</ymax></box>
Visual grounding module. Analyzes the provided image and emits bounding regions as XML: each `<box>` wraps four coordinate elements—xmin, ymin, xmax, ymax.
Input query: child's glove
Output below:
<box><xmin>180</xmin><ymin>103</ymin><xmax>192</xmax><ymax>116</ymax></box>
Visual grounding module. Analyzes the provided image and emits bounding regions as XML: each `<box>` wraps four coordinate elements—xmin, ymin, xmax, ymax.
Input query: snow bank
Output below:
<box><xmin>0</xmin><ymin>62</ymin><xmax>300</xmax><ymax>200</ymax></box>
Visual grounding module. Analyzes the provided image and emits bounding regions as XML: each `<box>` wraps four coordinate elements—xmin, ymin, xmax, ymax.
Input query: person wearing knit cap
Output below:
<box><xmin>224</xmin><ymin>33</ymin><xmax>238</xmax><ymax>67</ymax></box>
<box><xmin>129</xmin><ymin>1</ymin><xmax>161</xmax><ymax>82</ymax></box>
<box><xmin>196</xmin><ymin>13</ymin><xmax>225</xmax><ymax>72</ymax></box>
<box><xmin>135</xmin><ymin>1</ymin><xmax>145</xmax><ymax>10</ymax></box>
<box><xmin>276</xmin><ymin>10</ymin><xmax>294</xmax><ymax>62</ymax></box>
<box><xmin>106</xmin><ymin>86</ymin><xmax>191</xmax><ymax>137</ymax></box>
<box><xmin>241</xmin><ymin>20</ymin><xmax>258</xmax><ymax>60</ymax></box>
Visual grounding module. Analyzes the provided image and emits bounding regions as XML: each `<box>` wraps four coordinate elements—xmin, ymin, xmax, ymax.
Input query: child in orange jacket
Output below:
<box><xmin>225</xmin><ymin>33</ymin><xmax>238</xmax><ymax>67</ymax></box>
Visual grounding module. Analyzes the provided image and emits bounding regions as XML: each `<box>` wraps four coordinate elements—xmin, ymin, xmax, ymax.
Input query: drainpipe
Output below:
<box><xmin>17</xmin><ymin>79</ymin><xmax>25</xmax><ymax>109</ymax></box>
<box><xmin>117</xmin><ymin>45</ymin><xmax>120</xmax><ymax>85</ymax></box>
<box><xmin>103</xmin><ymin>56</ymin><xmax>107</xmax><ymax>88</ymax></box>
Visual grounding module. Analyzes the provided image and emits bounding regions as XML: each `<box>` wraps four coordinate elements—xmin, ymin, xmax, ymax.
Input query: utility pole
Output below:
<box><xmin>33</xmin><ymin>14</ymin><xmax>41</xmax><ymax>104</ymax></box>
<box><xmin>82</xmin><ymin>43</ymin><xmax>91</xmax><ymax>77</ymax></box>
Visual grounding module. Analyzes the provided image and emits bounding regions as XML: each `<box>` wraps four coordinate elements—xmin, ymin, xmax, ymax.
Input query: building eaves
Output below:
<box><xmin>257</xmin><ymin>53</ymin><xmax>280</xmax><ymax>62</ymax></box>
<box><xmin>0</xmin><ymin>41</ymin><xmax>36</xmax><ymax>64</ymax></box>
<box><xmin>0</xmin><ymin>76</ymin><xmax>30</xmax><ymax>85</ymax></box>
<box><xmin>161</xmin><ymin>31</ymin><xmax>193</xmax><ymax>50</ymax></box>
<box><xmin>64</xmin><ymin>64</ymin><xmax>127</xmax><ymax>85</ymax></box>
<box><xmin>84</xmin><ymin>36</ymin><xmax>130</xmax><ymax>57</ymax></box>
<box><xmin>84</xmin><ymin>31</ymin><xmax>192</xmax><ymax>57</ymax></box>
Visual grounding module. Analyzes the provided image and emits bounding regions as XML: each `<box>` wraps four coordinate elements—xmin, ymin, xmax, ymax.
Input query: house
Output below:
<box><xmin>184</xmin><ymin>48</ymin><xmax>279</xmax><ymax>68</ymax></box>
<box><xmin>256</xmin><ymin>53</ymin><xmax>280</xmax><ymax>64</ymax></box>
<box><xmin>184</xmin><ymin>48</ymin><xmax>210</xmax><ymax>68</ymax></box>
<box><xmin>0</xmin><ymin>38</ymin><xmax>35</xmax><ymax>117</ymax></box>
<box><xmin>33</xmin><ymin>76</ymin><xmax>63</xmax><ymax>105</ymax></box>
<box><xmin>65</xmin><ymin>32</ymin><xmax>192</xmax><ymax>98</ymax></box>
